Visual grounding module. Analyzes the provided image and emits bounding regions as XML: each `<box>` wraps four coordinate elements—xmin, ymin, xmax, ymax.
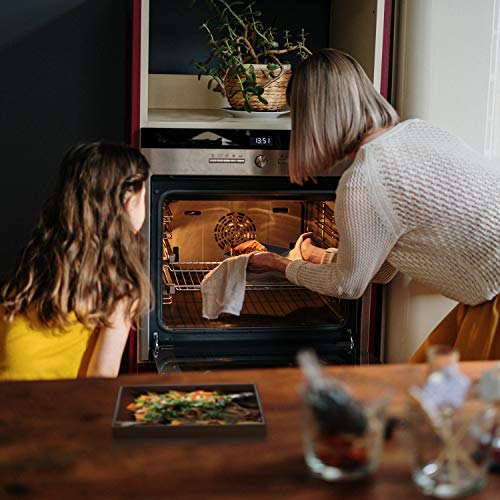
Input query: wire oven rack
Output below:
<box><xmin>161</xmin><ymin>260</ymin><xmax>344</xmax><ymax>329</ymax></box>
<box><xmin>163</xmin><ymin>261</ymin><xmax>303</xmax><ymax>295</ymax></box>
<box><xmin>312</xmin><ymin>201</ymin><xmax>339</xmax><ymax>249</ymax></box>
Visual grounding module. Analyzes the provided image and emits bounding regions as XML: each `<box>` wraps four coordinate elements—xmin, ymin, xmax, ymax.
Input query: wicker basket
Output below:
<box><xmin>224</xmin><ymin>64</ymin><xmax>291</xmax><ymax>111</ymax></box>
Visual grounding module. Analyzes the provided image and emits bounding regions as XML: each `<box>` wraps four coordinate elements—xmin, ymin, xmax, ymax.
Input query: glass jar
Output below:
<box><xmin>406</xmin><ymin>345</ymin><xmax>497</xmax><ymax>497</ymax></box>
<box><xmin>300</xmin><ymin>379</ymin><xmax>393</xmax><ymax>482</ymax></box>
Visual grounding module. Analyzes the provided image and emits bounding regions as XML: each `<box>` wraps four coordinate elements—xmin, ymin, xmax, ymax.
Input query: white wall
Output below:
<box><xmin>385</xmin><ymin>0</ymin><xmax>500</xmax><ymax>362</ymax></box>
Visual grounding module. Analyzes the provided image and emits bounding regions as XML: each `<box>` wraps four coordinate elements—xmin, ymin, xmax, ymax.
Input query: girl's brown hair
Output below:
<box><xmin>1</xmin><ymin>142</ymin><xmax>151</xmax><ymax>330</ymax></box>
<box><xmin>287</xmin><ymin>48</ymin><xmax>399</xmax><ymax>184</ymax></box>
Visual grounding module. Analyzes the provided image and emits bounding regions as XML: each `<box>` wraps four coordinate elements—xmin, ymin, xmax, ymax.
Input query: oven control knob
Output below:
<box><xmin>254</xmin><ymin>154</ymin><xmax>269</xmax><ymax>168</ymax></box>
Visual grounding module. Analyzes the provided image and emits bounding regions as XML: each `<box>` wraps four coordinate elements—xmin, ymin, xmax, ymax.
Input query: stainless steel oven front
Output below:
<box><xmin>140</xmin><ymin>128</ymin><xmax>375</xmax><ymax>372</ymax></box>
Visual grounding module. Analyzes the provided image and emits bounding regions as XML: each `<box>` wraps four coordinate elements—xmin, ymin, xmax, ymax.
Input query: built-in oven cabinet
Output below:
<box><xmin>130</xmin><ymin>1</ymin><xmax>393</xmax><ymax>370</ymax></box>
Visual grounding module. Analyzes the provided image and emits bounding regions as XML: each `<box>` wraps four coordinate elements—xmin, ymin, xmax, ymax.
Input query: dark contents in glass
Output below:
<box><xmin>305</xmin><ymin>385</ymin><xmax>371</xmax><ymax>470</ymax></box>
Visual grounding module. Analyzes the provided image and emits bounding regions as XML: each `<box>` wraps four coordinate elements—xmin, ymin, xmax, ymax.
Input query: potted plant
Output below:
<box><xmin>193</xmin><ymin>0</ymin><xmax>311</xmax><ymax>112</ymax></box>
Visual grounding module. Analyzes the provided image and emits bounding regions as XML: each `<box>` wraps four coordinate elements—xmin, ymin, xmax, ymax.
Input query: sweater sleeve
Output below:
<box><xmin>372</xmin><ymin>261</ymin><xmax>398</xmax><ymax>284</ymax></box>
<box><xmin>285</xmin><ymin>160</ymin><xmax>402</xmax><ymax>298</ymax></box>
<box><xmin>321</xmin><ymin>249</ymin><xmax>397</xmax><ymax>284</ymax></box>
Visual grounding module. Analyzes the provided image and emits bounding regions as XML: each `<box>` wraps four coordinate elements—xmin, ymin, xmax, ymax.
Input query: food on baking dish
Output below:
<box><xmin>231</xmin><ymin>239</ymin><xmax>267</xmax><ymax>256</ymax></box>
<box><xmin>126</xmin><ymin>389</ymin><xmax>261</xmax><ymax>425</ymax></box>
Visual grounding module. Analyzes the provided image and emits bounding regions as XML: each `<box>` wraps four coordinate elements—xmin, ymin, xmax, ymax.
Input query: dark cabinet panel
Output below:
<box><xmin>0</xmin><ymin>0</ymin><xmax>132</xmax><ymax>279</ymax></box>
<box><xmin>149</xmin><ymin>0</ymin><xmax>331</xmax><ymax>75</ymax></box>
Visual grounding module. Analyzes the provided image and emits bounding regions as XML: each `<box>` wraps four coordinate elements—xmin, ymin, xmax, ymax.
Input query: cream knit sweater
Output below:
<box><xmin>285</xmin><ymin>119</ymin><xmax>500</xmax><ymax>305</ymax></box>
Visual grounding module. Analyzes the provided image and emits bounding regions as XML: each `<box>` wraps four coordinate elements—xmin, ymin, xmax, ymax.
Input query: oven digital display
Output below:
<box><xmin>141</xmin><ymin>129</ymin><xmax>289</xmax><ymax>149</ymax></box>
<box><xmin>249</xmin><ymin>136</ymin><xmax>273</xmax><ymax>147</ymax></box>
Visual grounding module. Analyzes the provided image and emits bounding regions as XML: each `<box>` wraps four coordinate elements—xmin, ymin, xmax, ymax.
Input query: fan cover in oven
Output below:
<box><xmin>214</xmin><ymin>212</ymin><xmax>257</xmax><ymax>250</ymax></box>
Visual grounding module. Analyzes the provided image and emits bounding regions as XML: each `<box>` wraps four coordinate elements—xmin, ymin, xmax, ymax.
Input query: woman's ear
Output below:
<box><xmin>124</xmin><ymin>184</ymin><xmax>146</xmax><ymax>233</ymax></box>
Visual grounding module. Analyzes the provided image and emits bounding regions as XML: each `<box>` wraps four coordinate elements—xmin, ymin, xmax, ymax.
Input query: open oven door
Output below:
<box><xmin>146</xmin><ymin>175</ymin><xmax>366</xmax><ymax>372</ymax></box>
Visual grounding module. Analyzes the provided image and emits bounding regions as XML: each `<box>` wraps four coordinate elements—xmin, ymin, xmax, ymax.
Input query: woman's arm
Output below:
<box><xmin>284</xmin><ymin>167</ymin><xmax>403</xmax><ymax>298</ymax></box>
<box><xmin>372</xmin><ymin>261</ymin><xmax>398</xmax><ymax>284</ymax></box>
<box><xmin>247</xmin><ymin>252</ymin><xmax>291</xmax><ymax>273</ymax></box>
<box><xmin>86</xmin><ymin>299</ymin><xmax>133</xmax><ymax>378</ymax></box>
<box><xmin>301</xmin><ymin>238</ymin><xmax>398</xmax><ymax>284</ymax></box>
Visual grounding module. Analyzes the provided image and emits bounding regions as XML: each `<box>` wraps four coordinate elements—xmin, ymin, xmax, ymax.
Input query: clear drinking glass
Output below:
<box><xmin>407</xmin><ymin>382</ymin><xmax>497</xmax><ymax>497</ymax></box>
<box><xmin>300</xmin><ymin>379</ymin><xmax>393</xmax><ymax>482</ymax></box>
<box><xmin>406</xmin><ymin>345</ymin><xmax>497</xmax><ymax>498</ymax></box>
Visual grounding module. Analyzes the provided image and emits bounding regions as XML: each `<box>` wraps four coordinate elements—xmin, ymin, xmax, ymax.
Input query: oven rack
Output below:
<box><xmin>162</xmin><ymin>261</ymin><xmax>303</xmax><ymax>294</ymax></box>
<box><xmin>312</xmin><ymin>201</ymin><xmax>339</xmax><ymax>248</ymax></box>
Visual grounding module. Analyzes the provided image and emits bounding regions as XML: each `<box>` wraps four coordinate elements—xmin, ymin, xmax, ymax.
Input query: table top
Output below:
<box><xmin>0</xmin><ymin>362</ymin><xmax>498</xmax><ymax>499</ymax></box>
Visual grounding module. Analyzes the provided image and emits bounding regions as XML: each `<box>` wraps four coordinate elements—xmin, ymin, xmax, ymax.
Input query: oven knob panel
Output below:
<box><xmin>254</xmin><ymin>154</ymin><xmax>269</xmax><ymax>168</ymax></box>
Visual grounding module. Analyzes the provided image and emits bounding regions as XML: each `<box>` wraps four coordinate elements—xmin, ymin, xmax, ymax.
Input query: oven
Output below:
<box><xmin>140</xmin><ymin>128</ymin><xmax>377</xmax><ymax>372</ymax></box>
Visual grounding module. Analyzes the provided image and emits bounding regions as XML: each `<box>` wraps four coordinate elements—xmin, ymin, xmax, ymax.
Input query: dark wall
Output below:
<box><xmin>149</xmin><ymin>0</ymin><xmax>330</xmax><ymax>74</ymax></box>
<box><xmin>0</xmin><ymin>0</ymin><xmax>132</xmax><ymax>280</ymax></box>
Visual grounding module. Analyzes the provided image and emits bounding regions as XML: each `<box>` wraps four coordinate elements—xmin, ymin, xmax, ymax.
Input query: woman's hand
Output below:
<box><xmin>247</xmin><ymin>252</ymin><xmax>291</xmax><ymax>274</ymax></box>
<box><xmin>300</xmin><ymin>236</ymin><xmax>326</xmax><ymax>264</ymax></box>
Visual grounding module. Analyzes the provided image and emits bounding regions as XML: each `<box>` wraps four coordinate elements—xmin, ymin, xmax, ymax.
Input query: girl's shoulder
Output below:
<box><xmin>0</xmin><ymin>308</ymin><xmax>95</xmax><ymax>381</ymax></box>
<box><xmin>3</xmin><ymin>307</ymin><xmax>92</xmax><ymax>337</ymax></box>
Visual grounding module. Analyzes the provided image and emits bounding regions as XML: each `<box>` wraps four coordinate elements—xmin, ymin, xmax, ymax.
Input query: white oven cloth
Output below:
<box><xmin>200</xmin><ymin>234</ymin><xmax>309</xmax><ymax>320</ymax></box>
<box><xmin>200</xmin><ymin>253</ymin><xmax>254</xmax><ymax>320</ymax></box>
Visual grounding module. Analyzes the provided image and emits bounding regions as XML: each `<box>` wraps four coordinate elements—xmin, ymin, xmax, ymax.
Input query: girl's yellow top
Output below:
<box><xmin>0</xmin><ymin>307</ymin><xmax>97</xmax><ymax>381</ymax></box>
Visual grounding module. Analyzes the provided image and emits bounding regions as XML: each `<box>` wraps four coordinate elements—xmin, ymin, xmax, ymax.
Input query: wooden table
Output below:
<box><xmin>0</xmin><ymin>362</ymin><xmax>498</xmax><ymax>499</ymax></box>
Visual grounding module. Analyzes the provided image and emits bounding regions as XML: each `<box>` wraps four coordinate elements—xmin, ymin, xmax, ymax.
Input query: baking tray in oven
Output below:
<box><xmin>223</xmin><ymin>242</ymin><xmax>289</xmax><ymax>257</ymax></box>
<box><xmin>112</xmin><ymin>384</ymin><xmax>266</xmax><ymax>439</ymax></box>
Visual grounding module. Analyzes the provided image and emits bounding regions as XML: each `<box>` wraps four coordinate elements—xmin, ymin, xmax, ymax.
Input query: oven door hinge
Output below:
<box><xmin>151</xmin><ymin>332</ymin><xmax>180</xmax><ymax>373</ymax></box>
<box><xmin>152</xmin><ymin>332</ymin><xmax>159</xmax><ymax>359</ymax></box>
<box><xmin>347</xmin><ymin>329</ymin><xmax>354</xmax><ymax>353</ymax></box>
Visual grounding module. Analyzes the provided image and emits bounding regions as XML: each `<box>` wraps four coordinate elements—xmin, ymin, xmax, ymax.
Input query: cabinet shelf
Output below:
<box><xmin>147</xmin><ymin>108</ymin><xmax>291</xmax><ymax>130</ymax></box>
<box><xmin>138</xmin><ymin>1</ymin><xmax>387</xmax><ymax>132</ymax></box>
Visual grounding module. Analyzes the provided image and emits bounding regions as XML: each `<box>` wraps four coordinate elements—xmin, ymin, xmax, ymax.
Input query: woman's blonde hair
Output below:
<box><xmin>1</xmin><ymin>142</ymin><xmax>151</xmax><ymax>330</ymax></box>
<box><xmin>287</xmin><ymin>48</ymin><xmax>399</xmax><ymax>184</ymax></box>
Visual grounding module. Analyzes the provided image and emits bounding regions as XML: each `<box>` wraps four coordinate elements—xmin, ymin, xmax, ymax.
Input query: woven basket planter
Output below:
<box><xmin>224</xmin><ymin>64</ymin><xmax>292</xmax><ymax>111</ymax></box>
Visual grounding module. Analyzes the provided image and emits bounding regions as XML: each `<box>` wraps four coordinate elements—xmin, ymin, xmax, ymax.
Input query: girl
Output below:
<box><xmin>0</xmin><ymin>142</ymin><xmax>151</xmax><ymax>380</ymax></box>
<box><xmin>248</xmin><ymin>48</ymin><xmax>500</xmax><ymax>361</ymax></box>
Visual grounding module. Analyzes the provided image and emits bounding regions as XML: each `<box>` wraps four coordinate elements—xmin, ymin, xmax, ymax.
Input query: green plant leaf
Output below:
<box><xmin>197</xmin><ymin>0</ymin><xmax>311</xmax><ymax>81</ymax></box>
<box><xmin>266</xmin><ymin>63</ymin><xmax>279</xmax><ymax>70</ymax></box>
<box><xmin>243</xmin><ymin>100</ymin><xmax>252</xmax><ymax>112</ymax></box>
<box><xmin>258</xmin><ymin>96</ymin><xmax>268</xmax><ymax>105</ymax></box>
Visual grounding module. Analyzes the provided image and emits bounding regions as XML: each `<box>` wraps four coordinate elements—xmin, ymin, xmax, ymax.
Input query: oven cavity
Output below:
<box><xmin>160</xmin><ymin>198</ymin><xmax>346</xmax><ymax>333</ymax></box>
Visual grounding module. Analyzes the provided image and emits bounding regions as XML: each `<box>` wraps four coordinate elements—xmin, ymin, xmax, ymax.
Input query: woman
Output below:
<box><xmin>0</xmin><ymin>142</ymin><xmax>151</xmax><ymax>380</ymax></box>
<box><xmin>248</xmin><ymin>48</ymin><xmax>500</xmax><ymax>361</ymax></box>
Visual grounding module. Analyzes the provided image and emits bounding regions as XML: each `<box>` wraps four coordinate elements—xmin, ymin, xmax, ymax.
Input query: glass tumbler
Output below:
<box><xmin>407</xmin><ymin>389</ymin><xmax>497</xmax><ymax>498</ymax></box>
<box><xmin>300</xmin><ymin>379</ymin><xmax>393</xmax><ymax>482</ymax></box>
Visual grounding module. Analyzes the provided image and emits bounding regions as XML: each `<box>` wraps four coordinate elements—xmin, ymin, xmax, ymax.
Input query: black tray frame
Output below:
<box><xmin>112</xmin><ymin>383</ymin><xmax>266</xmax><ymax>439</ymax></box>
